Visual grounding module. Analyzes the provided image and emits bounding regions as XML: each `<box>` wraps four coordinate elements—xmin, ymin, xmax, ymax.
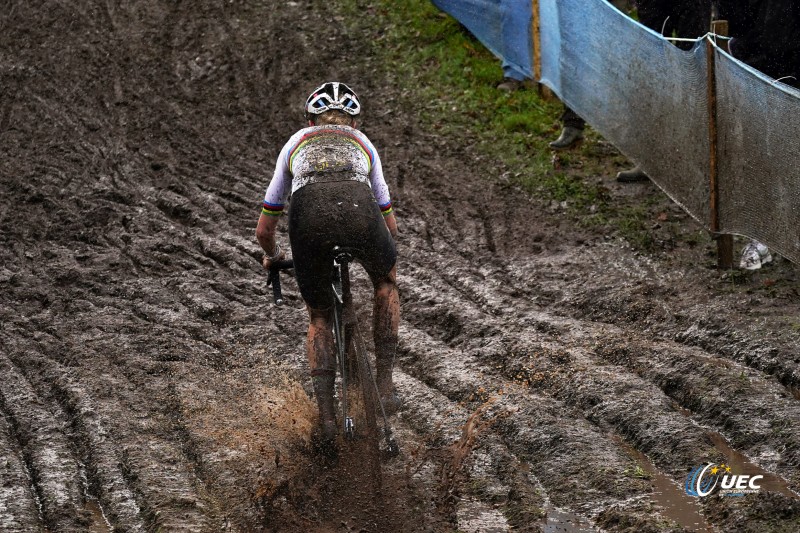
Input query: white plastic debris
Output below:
<box><xmin>739</xmin><ymin>240</ymin><xmax>772</xmax><ymax>270</ymax></box>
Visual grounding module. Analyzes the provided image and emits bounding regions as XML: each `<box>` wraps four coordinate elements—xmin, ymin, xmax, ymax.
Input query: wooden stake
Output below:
<box><xmin>531</xmin><ymin>0</ymin><xmax>553</xmax><ymax>100</ymax></box>
<box><xmin>531</xmin><ymin>0</ymin><xmax>542</xmax><ymax>83</ymax></box>
<box><xmin>711</xmin><ymin>20</ymin><xmax>729</xmax><ymax>51</ymax></box>
<box><xmin>707</xmin><ymin>20</ymin><xmax>733</xmax><ymax>269</ymax></box>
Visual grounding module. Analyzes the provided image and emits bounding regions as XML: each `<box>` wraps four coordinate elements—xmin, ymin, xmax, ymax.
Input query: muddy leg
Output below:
<box><xmin>373</xmin><ymin>265</ymin><xmax>400</xmax><ymax>414</ymax></box>
<box><xmin>308</xmin><ymin>306</ymin><xmax>337</xmax><ymax>445</ymax></box>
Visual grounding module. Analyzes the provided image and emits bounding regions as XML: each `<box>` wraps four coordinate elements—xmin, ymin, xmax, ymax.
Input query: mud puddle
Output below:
<box><xmin>614</xmin><ymin>435</ymin><xmax>712</xmax><ymax>532</ymax></box>
<box><xmin>543</xmin><ymin>506</ymin><xmax>596</xmax><ymax>532</ymax></box>
<box><xmin>513</xmin><ymin>461</ymin><xmax>594</xmax><ymax>533</ymax></box>
<box><xmin>85</xmin><ymin>499</ymin><xmax>112</xmax><ymax>533</ymax></box>
<box><xmin>707</xmin><ymin>432</ymin><xmax>799</xmax><ymax>499</ymax></box>
<box><xmin>671</xmin><ymin>400</ymin><xmax>798</xmax><ymax>499</ymax></box>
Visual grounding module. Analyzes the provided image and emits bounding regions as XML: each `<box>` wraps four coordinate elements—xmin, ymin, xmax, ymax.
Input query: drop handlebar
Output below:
<box><xmin>266</xmin><ymin>259</ymin><xmax>294</xmax><ymax>305</ymax></box>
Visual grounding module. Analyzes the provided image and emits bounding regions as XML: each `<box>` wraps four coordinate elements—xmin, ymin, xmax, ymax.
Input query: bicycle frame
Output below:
<box><xmin>331</xmin><ymin>249</ymin><xmax>355</xmax><ymax>439</ymax></box>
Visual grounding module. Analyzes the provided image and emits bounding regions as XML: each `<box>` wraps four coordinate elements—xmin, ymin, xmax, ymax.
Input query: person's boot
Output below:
<box><xmin>615</xmin><ymin>165</ymin><xmax>649</xmax><ymax>183</ymax></box>
<box><xmin>549</xmin><ymin>126</ymin><xmax>584</xmax><ymax>149</ymax></box>
<box><xmin>496</xmin><ymin>77</ymin><xmax>524</xmax><ymax>91</ymax></box>
<box><xmin>311</xmin><ymin>370</ymin><xmax>337</xmax><ymax>456</ymax></box>
<box><xmin>375</xmin><ymin>338</ymin><xmax>401</xmax><ymax>416</ymax></box>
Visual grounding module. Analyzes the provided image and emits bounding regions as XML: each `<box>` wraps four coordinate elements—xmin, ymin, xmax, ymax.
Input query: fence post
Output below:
<box><xmin>707</xmin><ymin>20</ymin><xmax>734</xmax><ymax>269</ymax></box>
<box><xmin>531</xmin><ymin>0</ymin><xmax>553</xmax><ymax>100</ymax></box>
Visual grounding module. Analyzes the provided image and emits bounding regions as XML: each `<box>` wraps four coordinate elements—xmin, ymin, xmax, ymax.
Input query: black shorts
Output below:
<box><xmin>288</xmin><ymin>180</ymin><xmax>396</xmax><ymax>310</ymax></box>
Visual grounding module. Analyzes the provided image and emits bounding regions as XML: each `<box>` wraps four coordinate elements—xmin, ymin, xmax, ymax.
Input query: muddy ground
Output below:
<box><xmin>1</xmin><ymin>1</ymin><xmax>799</xmax><ymax>532</ymax></box>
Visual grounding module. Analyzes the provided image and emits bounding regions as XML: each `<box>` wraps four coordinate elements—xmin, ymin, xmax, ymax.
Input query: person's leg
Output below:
<box><xmin>372</xmin><ymin>265</ymin><xmax>400</xmax><ymax>414</ymax></box>
<box><xmin>562</xmin><ymin>106</ymin><xmax>586</xmax><ymax>131</ymax></box>
<box><xmin>550</xmin><ymin>105</ymin><xmax>585</xmax><ymax>149</ymax></box>
<box><xmin>497</xmin><ymin>61</ymin><xmax>527</xmax><ymax>91</ymax></box>
<box><xmin>615</xmin><ymin>165</ymin><xmax>649</xmax><ymax>182</ymax></box>
<box><xmin>320</xmin><ymin>181</ymin><xmax>399</xmax><ymax>411</ymax></box>
<box><xmin>497</xmin><ymin>0</ymin><xmax>532</xmax><ymax>91</ymax></box>
<box><xmin>307</xmin><ymin>305</ymin><xmax>337</xmax><ymax>442</ymax></box>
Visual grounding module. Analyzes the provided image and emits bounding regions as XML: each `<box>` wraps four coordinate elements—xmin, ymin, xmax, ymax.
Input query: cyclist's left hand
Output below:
<box><xmin>262</xmin><ymin>249</ymin><xmax>286</xmax><ymax>270</ymax></box>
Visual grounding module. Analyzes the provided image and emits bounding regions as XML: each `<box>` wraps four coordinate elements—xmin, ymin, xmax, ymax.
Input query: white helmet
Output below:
<box><xmin>305</xmin><ymin>82</ymin><xmax>361</xmax><ymax>119</ymax></box>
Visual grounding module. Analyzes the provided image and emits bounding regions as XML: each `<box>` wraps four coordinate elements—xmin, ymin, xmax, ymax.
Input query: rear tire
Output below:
<box><xmin>351</xmin><ymin>322</ymin><xmax>379</xmax><ymax>442</ymax></box>
<box><xmin>345</xmin><ymin>320</ymin><xmax>382</xmax><ymax>488</ymax></box>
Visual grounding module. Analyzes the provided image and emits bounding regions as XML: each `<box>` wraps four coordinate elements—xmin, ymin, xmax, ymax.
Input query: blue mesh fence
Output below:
<box><xmin>539</xmin><ymin>0</ymin><xmax>711</xmax><ymax>226</ymax></box>
<box><xmin>431</xmin><ymin>0</ymin><xmax>532</xmax><ymax>79</ymax></box>
<box><xmin>430</xmin><ymin>0</ymin><xmax>800</xmax><ymax>264</ymax></box>
<box><xmin>538</xmin><ymin>0</ymin><xmax>560</xmax><ymax>92</ymax></box>
<box><xmin>715</xmin><ymin>51</ymin><xmax>800</xmax><ymax>263</ymax></box>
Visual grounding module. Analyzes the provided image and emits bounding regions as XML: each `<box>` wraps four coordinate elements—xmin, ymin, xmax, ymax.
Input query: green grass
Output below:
<box><xmin>343</xmin><ymin>0</ymin><xmax>658</xmax><ymax>250</ymax></box>
<box><xmin>623</xmin><ymin>464</ymin><xmax>652</xmax><ymax>480</ymax></box>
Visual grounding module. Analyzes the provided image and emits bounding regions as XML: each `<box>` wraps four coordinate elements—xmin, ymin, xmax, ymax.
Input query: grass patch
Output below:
<box><xmin>623</xmin><ymin>464</ymin><xmax>652</xmax><ymax>480</ymax></box>
<box><xmin>344</xmin><ymin>0</ymin><xmax>661</xmax><ymax>250</ymax></box>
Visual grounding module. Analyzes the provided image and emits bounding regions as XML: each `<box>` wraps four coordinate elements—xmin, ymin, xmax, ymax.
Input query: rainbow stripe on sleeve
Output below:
<box><xmin>261</xmin><ymin>201</ymin><xmax>284</xmax><ymax>217</ymax></box>
<box><xmin>380</xmin><ymin>201</ymin><xmax>393</xmax><ymax>217</ymax></box>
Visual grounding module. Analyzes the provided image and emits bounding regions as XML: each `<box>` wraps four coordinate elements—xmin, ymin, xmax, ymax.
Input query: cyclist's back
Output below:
<box><xmin>264</xmin><ymin>123</ymin><xmax>395</xmax><ymax>307</ymax></box>
<box><xmin>256</xmin><ymin>82</ymin><xmax>400</xmax><ymax>451</ymax></box>
<box><xmin>279</xmin><ymin>123</ymin><xmax>388</xmax><ymax>196</ymax></box>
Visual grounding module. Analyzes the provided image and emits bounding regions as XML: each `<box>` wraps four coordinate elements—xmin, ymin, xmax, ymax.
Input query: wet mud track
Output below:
<box><xmin>1</xmin><ymin>1</ymin><xmax>799</xmax><ymax>531</ymax></box>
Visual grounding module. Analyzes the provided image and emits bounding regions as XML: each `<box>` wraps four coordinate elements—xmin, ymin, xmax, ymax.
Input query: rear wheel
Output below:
<box><xmin>338</xmin><ymin>270</ymin><xmax>382</xmax><ymax>486</ymax></box>
<box><xmin>347</xmin><ymin>322</ymin><xmax>382</xmax><ymax>488</ymax></box>
<box><xmin>348</xmin><ymin>320</ymin><xmax>380</xmax><ymax>443</ymax></box>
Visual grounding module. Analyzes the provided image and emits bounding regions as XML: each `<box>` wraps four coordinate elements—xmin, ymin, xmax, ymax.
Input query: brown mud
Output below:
<box><xmin>1</xmin><ymin>0</ymin><xmax>799</xmax><ymax>531</ymax></box>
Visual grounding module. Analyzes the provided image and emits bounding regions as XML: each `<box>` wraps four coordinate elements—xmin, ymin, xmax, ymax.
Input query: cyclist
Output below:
<box><xmin>256</xmin><ymin>82</ymin><xmax>400</xmax><ymax>447</ymax></box>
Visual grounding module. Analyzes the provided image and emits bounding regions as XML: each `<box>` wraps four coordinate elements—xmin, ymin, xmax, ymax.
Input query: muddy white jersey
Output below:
<box><xmin>262</xmin><ymin>125</ymin><xmax>393</xmax><ymax>217</ymax></box>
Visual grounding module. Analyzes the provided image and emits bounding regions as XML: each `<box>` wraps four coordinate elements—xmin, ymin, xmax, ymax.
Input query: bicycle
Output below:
<box><xmin>267</xmin><ymin>247</ymin><xmax>400</xmax><ymax>458</ymax></box>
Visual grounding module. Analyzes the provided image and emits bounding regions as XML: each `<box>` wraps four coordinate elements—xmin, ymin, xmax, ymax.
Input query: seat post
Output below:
<box><xmin>332</xmin><ymin>246</ymin><xmax>353</xmax><ymax>307</ymax></box>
